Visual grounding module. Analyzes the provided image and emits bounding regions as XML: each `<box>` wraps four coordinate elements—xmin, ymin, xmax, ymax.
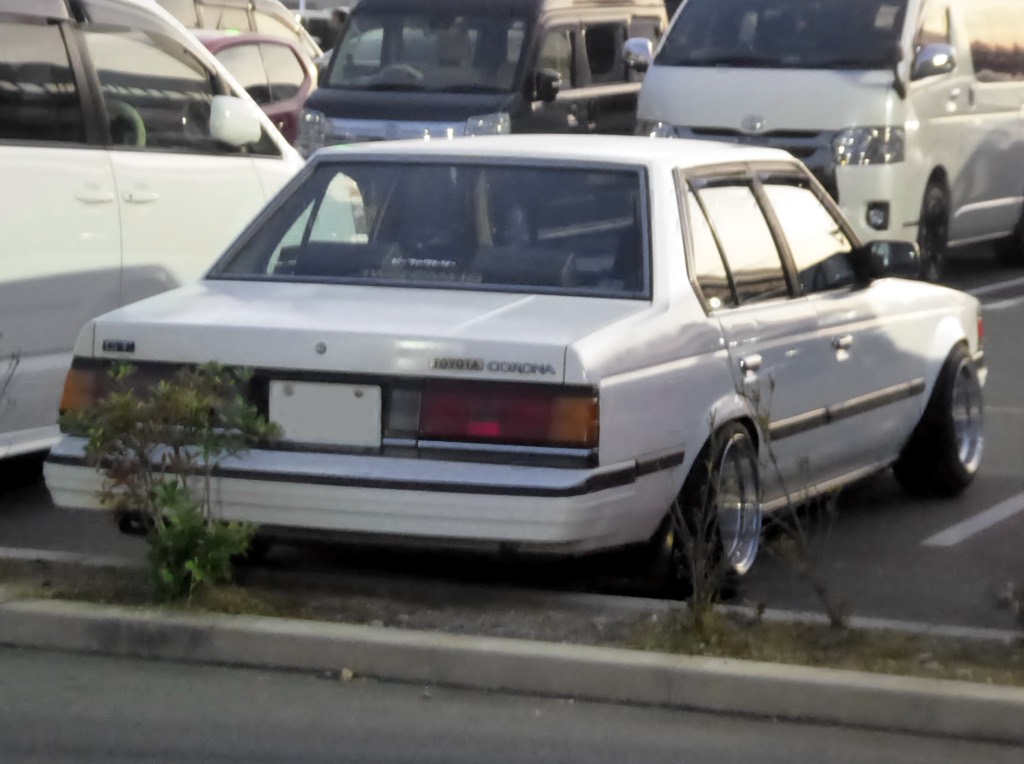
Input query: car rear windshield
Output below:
<box><xmin>212</xmin><ymin>161</ymin><xmax>649</xmax><ymax>299</ymax></box>
<box><xmin>326</xmin><ymin>11</ymin><xmax>528</xmax><ymax>93</ymax></box>
<box><xmin>658</xmin><ymin>0</ymin><xmax>907</xmax><ymax>70</ymax></box>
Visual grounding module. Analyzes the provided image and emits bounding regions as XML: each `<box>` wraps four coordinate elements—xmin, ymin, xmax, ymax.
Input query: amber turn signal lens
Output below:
<box><xmin>59</xmin><ymin>367</ymin><xmax>104</xmax><ymax>413</ymax></box>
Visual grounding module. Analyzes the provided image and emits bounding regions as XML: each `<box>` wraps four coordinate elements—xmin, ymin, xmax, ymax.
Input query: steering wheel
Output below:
<box><xmin>107</xmin><ymin>99</ymin><xmax>146</xmax><ymax>147</ymax></box>
<box><xmin>377</xmin><ymin>63</ymin><xmax>424</xmax><ymax>83</ymax></box>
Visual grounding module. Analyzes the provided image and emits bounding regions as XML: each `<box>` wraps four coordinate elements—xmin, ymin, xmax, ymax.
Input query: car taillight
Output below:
<box><xmin>978</xmin><ymin>315</ymin><xmax>985</xmax><ymax>348</ymax></box>
<box><xmin>419</xmin><ymin>384</ymin><xmax>598</xmax><ymax>449</ymax></box>
<box><xmin>59</xmin><ymin>361</ymin><xmax>109</xmax><ymax>414</ymax></box>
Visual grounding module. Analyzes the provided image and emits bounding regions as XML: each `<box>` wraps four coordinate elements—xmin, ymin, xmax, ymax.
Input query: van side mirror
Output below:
<box><xmin>624</xmin><ymin>37</ymin><xmax>654</xmax><ymax>73</ymax></box>
<box><xmin>856</xmin><ymin>240</ymin><xmax>921</xmax><ymax>281</ymax></box>
<box><xmin>911</xmin><ymin>43</ymin><xmax>956</xmax><ymax>81</ymax></box>
<box><xmin>534</xmin><ymin>68</ymin><xmax>562</xmax><ymax>103</ymax></box>
<box><xmin>210</xmin><ymin>95</ymin><xmax>262</xmax><ymax>147</ymax></box>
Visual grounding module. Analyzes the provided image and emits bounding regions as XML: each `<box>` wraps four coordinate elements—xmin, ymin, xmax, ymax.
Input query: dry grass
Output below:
<box><xmin>3</xmin><ymin>558</ymin><xmax>1023</xmax><ymax>687</ymax></box>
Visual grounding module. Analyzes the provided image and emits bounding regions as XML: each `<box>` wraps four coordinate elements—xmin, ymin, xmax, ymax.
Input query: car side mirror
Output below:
<box><xmin>911</xmin><ymin>43</ymin><xmax>956</xmax><ymax>81</ymax></box>
<box><xmin>210</xmin><ymin>95</ymin><xmax>262</xmax><ymax>147</ymax></box>
<box><xmin>857</xmin><ymin>240</ymin><xmax>921</xmax><ymax>281</ymax></box>
<box><xmin>534</xmin><ymin>68</ymin><xmax>562</xmax><ymax>103</ymax></box>
<box><xmin>624</xmin><ymin>37</ymin><xmax>654</xmax><ymax>73</ymax></box>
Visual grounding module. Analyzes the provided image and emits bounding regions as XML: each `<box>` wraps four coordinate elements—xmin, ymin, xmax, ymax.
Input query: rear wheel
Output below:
<box><xmin>644</xmin><ymin>423</ymin><xmax>762</xmax><ymax>599</ymax></box>
<box><xmin>893</xmin><ymin>344</ymin><xmax>983</xmax><ymax>497</ymax></box>
<box><xmin>917</xmin><ymin>181</ymin><xmax>950</xmax><ymax>282</ymax></box>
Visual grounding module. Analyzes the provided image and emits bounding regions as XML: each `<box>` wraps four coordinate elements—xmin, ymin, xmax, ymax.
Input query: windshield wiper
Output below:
<box><xmin>348</xmin><ymin>82</ymin><xmax>427</xmax><ymax>91</ymax></box>
<box><xmin>663</xmin><ymin>54</ymin><xmax>790</xmax><ymax>68</ymax></box>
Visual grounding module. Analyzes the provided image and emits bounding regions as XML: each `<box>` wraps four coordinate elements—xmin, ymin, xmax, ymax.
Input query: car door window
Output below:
<box><xmin>158</xmin><ymin>0</ymin><xmax>200</xmax><ymax>27</ymax></box>
<box><xmin>685</xmin><ymin>192</ymin><xmax>736</xmax><ymax>310</ymax></box>
<box><xmin>216</xmin><ymin>43</ymin><xmax>271</xmax><ymax>104</ymax></box>
<box><xmin>83</xmin><ymin>28</ymin><xmax>236</xmax><ymax>154</ymax></box>
<box><xmin>762</xmin><ymin>179</ymin><xmax>856</xmax><ymax>294</ymax></box>
<box><xmin>201</xmin><ymin>4</ymin><xmax>252</xmax><ymax>32</ymax></box>
<box><xmin>260</xmin><ymin>43</ymin><xmax>306</xmax><ymax>101</ymax></box>
<box><xmin>696</xmin><ymin>183</ymin><xmax>789</xmax><ymax>304</ymax></box>
<box><xmin>538</xmin><ymin>28</ymin><xmax>576</xmax><ymax>87</ymax></box>
<box><xmin>0</xmin><ymin>20</ymin><xmax>86</xmax><ymax>144</ymax></box>
<box><xmin>583</xmin><ymin>23</ymin><xmax>627</xmax><ymax>84</ymax></box>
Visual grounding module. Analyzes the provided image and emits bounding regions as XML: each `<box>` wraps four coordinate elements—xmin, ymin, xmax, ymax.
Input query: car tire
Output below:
<box><xmin>893</xmin><ymin>344</ymin><xmax>984</xmax><ymax>497</ymax></box>
<box><xmin>917</xmin><ymin>181</ymin><xmax>950</xmax><ymax>283</ymax></box>
<box><xmin>0</xmin><ymin>451</ymin><xmax>46</xmax><ymax>493</ymax></box>
<box><xmin>644</xmin><ymin>423</ymin><xmax>762</xmax><ymax>600</ymax></box>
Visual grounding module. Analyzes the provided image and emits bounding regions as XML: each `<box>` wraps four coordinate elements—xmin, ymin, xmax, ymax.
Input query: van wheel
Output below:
<box><xmin>644</xmin><ymin>423</ymin><xmax>762</xmax><ymax>599</ymax></box>
<box><xmin>893</xmin><ymin>345</ymin><xmax>984</xmax><ymax>497</ymax></box>
<box><xmin>917</xmin><ymin>181</ymin><xmax>949</xmax><ymax>282</ymax></box>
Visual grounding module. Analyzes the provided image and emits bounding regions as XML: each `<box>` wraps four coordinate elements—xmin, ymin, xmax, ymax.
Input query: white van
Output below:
<box><xmin>0</xmin><ymin>0</ymin><xmax>303</xmax><ymax>461</ymax></box>
<box><xmin>628</xmin><ymin>0</ymin><xmax>1024</xmax><ymax>281</ymax></box>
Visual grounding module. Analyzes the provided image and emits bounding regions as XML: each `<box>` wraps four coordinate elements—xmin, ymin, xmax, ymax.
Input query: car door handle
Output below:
<box><xmin>739</xmin><ymin>354</ymin><xmax>762</xmax><ymax>373</ymax></box>
<box><xmin>832</xmin><ymin>334</ymin><xmax>854</xmax><ymax>351</ymax></box>
<box><xmin>123</xmin><ymin>190</ymin><xmax>159</xmax><ymax>204</ymax></box>
<box><xmin>75</xmin><ymin>189</ymin><xmax>115</xmax><ymax>204</ymax></box>
<box><xmin>949</xmin><ymin>87</ymin><xmax>962</xmax><ymax>101</ymax></box>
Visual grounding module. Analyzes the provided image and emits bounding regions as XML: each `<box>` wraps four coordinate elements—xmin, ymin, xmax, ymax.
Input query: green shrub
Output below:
<box><xmin>62</xmin><ymin>363</ymin><xmax>280</xmax><ymax>602</ymax></box>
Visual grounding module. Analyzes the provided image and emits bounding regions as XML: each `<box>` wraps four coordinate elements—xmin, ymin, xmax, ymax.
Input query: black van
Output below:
<box><xmin>298</xmin><ymin>0</ymin><xmax>667</xmax><ymax>152</ymax></box>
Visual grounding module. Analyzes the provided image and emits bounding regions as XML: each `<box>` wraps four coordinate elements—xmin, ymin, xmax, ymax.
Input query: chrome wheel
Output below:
<box><xmin>715</xmin><ymin>434</ymin><xmax>762</xmax><ymax>575</ymax></box>
<box><xmin>951</xmin><ymin>358</ymin><xmax>984</xmax><ymax>474</ymax></box>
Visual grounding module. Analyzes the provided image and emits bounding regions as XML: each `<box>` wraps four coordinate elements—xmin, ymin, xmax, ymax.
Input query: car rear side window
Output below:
<box><xmin>0</xmin><ymin>20</ymin><xmax>86</xmax><ymax>145</ymax></box>
<box><xmin>685</xmin><ymin>192</ymin><xmax>736</xmax><ymax>310</ymax></box>
<box><xmin>696</xmin><ymin>182</ymin><xmax>789</xmax><ymax>304</ymax></box>
<box><xmin>261</xmin><ymin>43</ymin><xmax>305</xmax><ymax>101</ymax></box>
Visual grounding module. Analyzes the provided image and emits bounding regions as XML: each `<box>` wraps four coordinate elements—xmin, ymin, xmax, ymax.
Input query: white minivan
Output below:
<box><xmin>629</xmin><ymin>0</ymin><xmax>1024</xmax><ymax>281</ymax></box>
<box><xmin>0</xmin><ymin>0</ymin><xmax>303</xmax><ymax>461</ymax></box>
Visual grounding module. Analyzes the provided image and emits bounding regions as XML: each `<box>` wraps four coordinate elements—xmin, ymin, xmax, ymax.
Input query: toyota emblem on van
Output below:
<box><xmin>741</xmin><ymin>115</ymin><xmax>768</xmax><ymax>134</ymax></box>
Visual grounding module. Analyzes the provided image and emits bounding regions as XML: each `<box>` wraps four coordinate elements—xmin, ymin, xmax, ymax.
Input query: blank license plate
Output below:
<box><xmin>269</xmin><ymin>381</ymin><xmax>382</xmax><ymax>448</ymax></box>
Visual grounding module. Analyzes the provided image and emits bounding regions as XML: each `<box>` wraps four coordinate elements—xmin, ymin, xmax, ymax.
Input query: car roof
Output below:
<box><xmin>315</xmin><ymin>135</ymin><xmax>799</xmax><ymax>172</ymax></box>
<box><xmin>194</xmin><ymin>28</ymin><xmax>304</xmax><ymax>50</ymax></box>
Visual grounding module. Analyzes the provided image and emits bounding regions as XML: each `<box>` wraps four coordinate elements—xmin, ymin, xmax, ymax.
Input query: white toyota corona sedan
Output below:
<box><xmin>45</xmin><ymin>135</ymin><xmax>985</xmax><ymax>591</ymax></box>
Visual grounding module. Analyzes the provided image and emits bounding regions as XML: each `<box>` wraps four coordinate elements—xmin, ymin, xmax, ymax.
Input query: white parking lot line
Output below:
<box><xmin>981</xmin><ymin>296</ymin><xmax>1024</xmax><ymax>312</ymax></box>
<box><xmin>968</xmin><ymin>275</ymin><xmax>1024</xmax><ymax>297</ymax></box>
<box><xmin>921</xmin><ymin>492</ymin><xmax>1024</xmax><ymax>547</ymax></box>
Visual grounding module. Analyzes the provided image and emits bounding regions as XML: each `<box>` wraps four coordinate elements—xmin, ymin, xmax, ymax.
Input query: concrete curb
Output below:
<box><xmin>1</xmin><ymin>596</ymin><xmax>1023</xmax><ymax>744</ymax></box>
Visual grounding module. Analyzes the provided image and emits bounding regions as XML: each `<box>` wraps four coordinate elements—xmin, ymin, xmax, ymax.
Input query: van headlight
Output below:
<box><xmin>833</xmin><ymin>127</ymin><xmax>905</xmax><ymax>166</ymax></box>
<box><xmin>296</xmin><ymin>109</ymin><xmax>328</xmax><ymax>157</ymax></box>
<box><xmin>465</xmin><ymin>112</ymin><xmax>510</xmax><ymax>136</ymax></box>
<box><xmin>637</xmin><ymin>119</ymin><xmax>677</xmax><ymax>138</ymax></box>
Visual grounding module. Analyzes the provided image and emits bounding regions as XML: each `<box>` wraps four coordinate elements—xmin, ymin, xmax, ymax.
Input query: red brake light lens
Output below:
<box><xmin>419</xmin><ymin>384</ymin><xmax>598</xmax><ymax>449</ymax></box>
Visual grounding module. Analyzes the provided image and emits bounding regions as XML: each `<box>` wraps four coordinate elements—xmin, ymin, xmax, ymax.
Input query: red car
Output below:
<box><xmin>198</xmin><ymin>31</ymin><xmax>317</xmax><ymax>144</ymax></box>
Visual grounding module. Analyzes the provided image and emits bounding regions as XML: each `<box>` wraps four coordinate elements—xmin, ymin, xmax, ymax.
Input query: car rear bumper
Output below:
<box><xmin>45</xmin><ymin>437</ymin><xmax>682</xmax><ymax>555</ymax></box>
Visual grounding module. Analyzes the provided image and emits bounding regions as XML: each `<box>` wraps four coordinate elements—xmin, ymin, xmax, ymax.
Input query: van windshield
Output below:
<box><xmin>658</xmin><ymin>0</ymin><xmax>908</xmax><ymax>70</ymax></box>
<box><xmin>327</xmin><ymin>11</ymin><xmax>527</xmax><ymax>93</ymax></box>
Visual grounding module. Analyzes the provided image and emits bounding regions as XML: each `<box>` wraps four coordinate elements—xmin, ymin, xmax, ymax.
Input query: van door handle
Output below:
<box><xmin>739</xmin><ymin>354</ymin><xmax>762</xmax><ymax>373</ymax></box>
<box><xmin>832</xmin><ymin>334</ymin><xmax>854</xmax><ymax>351</ymax></box>
<box><xmin>75</xmin><ymin>189</ymin><xmax>115</xmax><ymax>204</ymax></box>
<box><xmin>123</xmin><ymin>190</ymin><xmax>159</xmax><ymax>204</ymax></box>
